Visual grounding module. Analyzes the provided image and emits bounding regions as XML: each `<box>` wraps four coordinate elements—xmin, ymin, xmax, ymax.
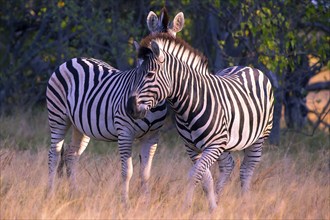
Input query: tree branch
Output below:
<box><xmin>298</xmin><ymin>22</ymin><xmax>330</xmax><ymax>34</ymax></box>
<box><xmin>306</xmin><ymin>81</ymin><xmax>330</xmax><ymax>91</ymax></box>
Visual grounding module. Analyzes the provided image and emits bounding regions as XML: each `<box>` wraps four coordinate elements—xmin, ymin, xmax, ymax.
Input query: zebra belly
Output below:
<box><xmin>226</xmin><ymin>135</ymin><xmax>259</xmax><ymax>151</ymax></box>
<box><xmin>225</xmin><ymin>125</ymin><xmax>265</xmax><ymax>151</ymax></box>
<box><xmin>176</xmin><ymin>119</ymin><xmax>264</xmax><ymax>152</ymax></box>
<box><xmin>65</xmin><ymin>100</ymin><xmax>119</xmax><ymax>141</ymax></box>
<box><xmin>68</xmin><ymin>109</ymin><xmax>158</xmax><ymax>142</ymax></box>
<box><xmin>70</xmin><ymin>116</ymin><xmax>119</xmax><ymax>141</ymax></box>
<box><xmin>176</xmin><ymin>124</ymin><xmax>225</xmax><ymax>152</ymax></box>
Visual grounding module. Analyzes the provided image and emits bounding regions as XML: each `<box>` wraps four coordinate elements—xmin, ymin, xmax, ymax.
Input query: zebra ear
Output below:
<box><xmin>133</xmin><ymin>41</ymin><xmax>140</xmax><ymax>53</ymax></box>
<box><xmin>138</xmin><ymin>47</ymin><xmax>153</xmax><ymax>62</ymax></box>
<box><xmin>169</xmin><ymin>12</ymin><xmax>184</xmax><ymax>35</ymax></box>
<box><xmin>158</xmin><ymin>7</ymin><xmax>169</xmax><ymax>30</ymax></box>
<box><xmin>134</xmin><ymin>41</ymin><xmax>144</xmax><ymax>67</ymax></box>
<box><xmin>137</xmin><ymin>58</ymin><xmax>144</xmax><ymax>67</ymax></box>
<box><xmin>151</xmin><ymin>40</ymin><xmax>164</xmax><ymax>63</ymax></box>
<box><xmin>147</xmin><ymin>11</ymin><xmax>159</xmax><ymax>33</ymax></box>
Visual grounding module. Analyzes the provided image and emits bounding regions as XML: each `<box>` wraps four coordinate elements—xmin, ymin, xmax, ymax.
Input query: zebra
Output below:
<box><xmin>145</xmin><ymin>9</ymin><xmax>249</xmax><ymax>202</ymax></box>
<box><xmin>126</xmin><ymin>33</ymin><xmax>274</xmax><ymax>210</ymax></box>
<box><xmin>46</xmin><ymin>10</ymin><xmax>184</xmax><ymax>206</ymax></box>
<box><xmin>146</xmin><ymin>8</ymin><xmax>272</xmax><ymax>200</ymax></box>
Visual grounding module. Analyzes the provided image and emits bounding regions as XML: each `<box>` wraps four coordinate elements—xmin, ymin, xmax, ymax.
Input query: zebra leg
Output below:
<box><xmin>118</xmin><ymin>135</ymin><xmax>133</xmax><ymax>208</ymax></box>
<box><xmin>48</xmin><ymin>121</ymin><xmax>70</xmax><ymax>195</ymax></box>
<box><xmin>186</xmin><ymin>146</ymin><xmax>221</xmax><ymax>211</ymax></box>
<box><xmin>186</xmin><ymin>147</ymin><xmax>216</xmax><ymax>210</ymax></box>
<box><xmin>240</xmin><ymin>137</ymin><xmax>264</xmax><ymax>193</ymax></box>
<box><xmin>216</xmin><ymin>152</ymin><xmax>235</xmax><ymax>198</ymax></box>
<box><xmin>48</xmin><ymin>139</ymin><xmax>65</xmax><ymax>195</ymax></box>
<box><xmin>56</xmin><ymin>146</ymin><xmax>65</xmax><ymax>178</ymax></box>
<box><xmin>201</xmin><ymin>169</ymin><xmax>216</xmax><ymax>211</ymax></box>
<box><xmin>139</xmin><ymin>130</ymin><xmax>159</xmax><ymax>201</ymax></box>
<box><xmin>65</xmin><ymin>127</ymin><xmax>90</xmax><ymax>191</ymax></box>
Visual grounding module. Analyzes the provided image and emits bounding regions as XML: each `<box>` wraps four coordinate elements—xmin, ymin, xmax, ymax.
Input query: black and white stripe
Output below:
<box><xmin>127</xmin><ymin>34</ymin><xmax>274</xmax><ymax>210</ymax></box>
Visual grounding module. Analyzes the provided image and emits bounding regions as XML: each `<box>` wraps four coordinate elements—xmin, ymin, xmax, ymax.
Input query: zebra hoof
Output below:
<box><xmin>209</xmin><ymin>202</ymin><xmax>217</xmax><ymax>213</ymax></box>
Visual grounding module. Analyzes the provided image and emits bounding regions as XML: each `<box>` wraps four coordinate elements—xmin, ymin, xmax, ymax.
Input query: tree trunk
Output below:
<box><xmin>269</xmin><ymin>87</ymin><xmax>282</xmax><ymax>145</ymax></box>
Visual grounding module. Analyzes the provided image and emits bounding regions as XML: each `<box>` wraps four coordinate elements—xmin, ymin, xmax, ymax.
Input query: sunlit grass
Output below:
<box><xmin>0</xmin><ymin>110</ymin><xmax>329</xmax><ymax>219</ymax></box>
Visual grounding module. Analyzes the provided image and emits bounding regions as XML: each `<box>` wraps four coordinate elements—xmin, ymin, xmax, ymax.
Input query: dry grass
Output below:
<box><xmin>0</xmin><ymin>111</ymin><xmax>329</xmax><ymax>219</ymax></box>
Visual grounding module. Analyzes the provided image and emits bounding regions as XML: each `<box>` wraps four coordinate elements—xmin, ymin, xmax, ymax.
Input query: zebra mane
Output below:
<box><xmin>138</xmin><ymin>33</ymin><xmax>209</xmax><ymax>69</ymax></box>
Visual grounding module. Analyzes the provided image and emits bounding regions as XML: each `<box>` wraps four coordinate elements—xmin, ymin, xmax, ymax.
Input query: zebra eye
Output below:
<box><xmin>146</xmin><ymin>71</ymin><xmax>156</xmax><ymax>78</ymax></box>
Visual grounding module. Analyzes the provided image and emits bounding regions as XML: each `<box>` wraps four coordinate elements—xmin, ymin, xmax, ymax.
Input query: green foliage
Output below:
<box><xmin>0</xmin><ymin>0</ymin><xmax>145</xmax><ymax>111</ymax></box>
<box><xmin>221</xmin><ymin>1</ymin><xmax>329</xmax><ymax>76</ymax></box>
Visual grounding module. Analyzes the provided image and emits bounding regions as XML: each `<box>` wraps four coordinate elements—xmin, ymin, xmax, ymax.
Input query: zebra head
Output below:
<box><xmin>134</xmin><ymin>8</ymin><xmax>184</xmax><ymax>67</ymax></box>
<box><xmin>127</xmin><ymin>39</ymin><xmax>170</xmax><ymax>120</ymax></box>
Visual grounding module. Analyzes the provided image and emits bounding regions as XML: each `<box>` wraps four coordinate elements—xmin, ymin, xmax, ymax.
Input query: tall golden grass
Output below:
<box><xmin>0</xmin><ymin>110</ymin><xmax>329</xmax><ymax>219</ymax></box>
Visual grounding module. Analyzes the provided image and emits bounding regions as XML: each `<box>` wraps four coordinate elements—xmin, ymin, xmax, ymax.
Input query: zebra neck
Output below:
<box><xmin>167</xmin><ymin>68</ymin><xmax>213</xmax><ymax>122</ymax></box>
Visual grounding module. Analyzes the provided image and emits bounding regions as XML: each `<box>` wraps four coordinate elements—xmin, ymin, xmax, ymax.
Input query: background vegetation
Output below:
<box><xmin>0</xmin><ymin>1</ymin><xmax>329</xmax><ymax>219</ymax></box>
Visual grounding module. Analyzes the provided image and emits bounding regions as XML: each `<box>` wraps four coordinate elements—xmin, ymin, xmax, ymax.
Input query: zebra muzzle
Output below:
<box><xmin>126</xmin><ymin>96</ymin><xmax>149</xmax><ymax>119</ymax></box>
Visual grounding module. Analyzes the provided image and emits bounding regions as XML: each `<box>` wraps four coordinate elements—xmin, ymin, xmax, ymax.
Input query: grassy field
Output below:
<box><xmin>0</xmin><ymin>110</ymin><xmax>329</xmax><ymax>219</ymax></box>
